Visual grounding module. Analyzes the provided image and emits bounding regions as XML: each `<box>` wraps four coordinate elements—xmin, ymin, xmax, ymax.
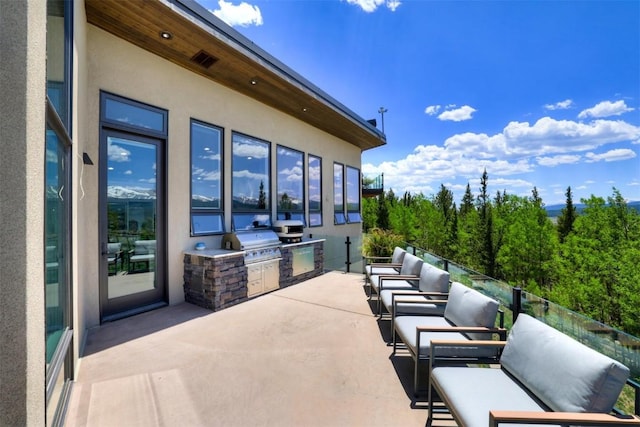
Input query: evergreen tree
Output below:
<box><xmin>376</xmin><ymin>192</ymin><xmax>390</xmax><ymax>230</ymax></box>
<box><xmin>557</xmin><ymin>186</ymin><xmax>577</xmax><ymax>243</ymax></box>
<box><xmin>477</xmin><ymin>169</ymin><xmax>496</xmax><ymax>277</ymax></box>
<box><xmin>460</xmin><ymin>183</ymin><xmax>474</xmax><ymax>216</ymax></box>
<box><xmin>257</xmin><ymin>180</ymin><xmax>267</xmax><ymax>209</ymax></box>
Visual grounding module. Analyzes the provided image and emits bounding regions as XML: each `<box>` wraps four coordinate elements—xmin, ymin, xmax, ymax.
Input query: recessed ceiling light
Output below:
<box><xmin>302</xmin><ymin>107</ymin><xmax>308</xmax><ymax>112</ymax></box>
<box><xmin>160</xmin><ymin>30</ymin><xmax>173</xmax><ymax>40</ymax></box>
<box><xmin>250</xmin><ymin>78</ymin><xmax>257</xmax><ymax>85</ymax></box>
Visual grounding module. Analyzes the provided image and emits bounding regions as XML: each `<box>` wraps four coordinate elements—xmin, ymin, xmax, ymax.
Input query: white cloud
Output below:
<box><xmin>211</xmin><ymin>0</ymin><xmax>263</xmax><ymax>27</ymax></box>
<box><xmin>584</xmin><ymin>149</ymin><xmax>637</xmax><ymax>163</ymax></box>
<box><xmin>107</xmin><ymin>140</ymin><xmax>131</xmax><ymax>162</ymax></box>
<box><xmin>232</xmin><ymin>141</ymin><xmax>269</xmax><ymax>158</ymax></box>
<box><xmin>387</xmin><ymin>0</ymin><xmax>402</xmax><ymax>11</ymax></box>
<box><xmin>544</xmin><ymin>99</ymin><xmax>574</xmax><ymax>110</ymax></box>
<box><xmin>346</xmin><ymin>0</ymin><xmax>401</xmax><ymax>12</ymax></box>
<box><xmin>500</xmin><ymin>118</ymin><xmax>640</xmax><ymax>157</ymax></box>
<box><xmin>364</xmin><ymin>114</ymin><xmax>640</xmax><ymax>199</ymax></box>
<box><xmin>578</xmin><ymin>100</ymin><xmax>634</xmax><ymax>119</ymax></box>
<box><xmin>424</xmin><ymin>105</ymin><xmax>441</xmax><ymax>116</ymax></box>
<box><xmin>438</xmin><ymin>105</ymin><xmax>477</xmax><ymax>122</ymax></box>
<box><xmin>536</xmin><ymin>154</ymin><xmax>581</xmax><ymax>167</ymax></box>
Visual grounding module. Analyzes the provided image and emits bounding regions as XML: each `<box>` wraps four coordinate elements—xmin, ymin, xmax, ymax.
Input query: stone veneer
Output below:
<box><xmin>183</xmin><ymin>252</ymin><xmax>247</xmax><ymax>311</ymax></box>
<box><xmin>279</xmin><ymin>241</ymin><xmax>324</xmax><ymax>288</ymax></box>
<box><xmin>183</xmin><ymin>240</ymin><xmax>324</xmax><ymax>312</ymax></box>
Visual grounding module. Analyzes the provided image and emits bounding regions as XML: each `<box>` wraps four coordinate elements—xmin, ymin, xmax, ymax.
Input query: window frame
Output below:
<box><xmin>190</xmin><ymin>119</ymin><xmax>225</xmax><ymax>236</ymax></box>
<box><xmin>100</xmin><ymin>91</ymin><xmax>168</xmax><ymax>138</ymax></box>
<box><xmin>333</xmin><ymin>162</ymin><xmax>346</xmax><ymax>225</ymax></box>
<box><xmin>345</xmin><ymin>165</ymin><xmax>362</xmax><ymax>223</ymax></box>
<box><xmin>276</xmin><ymin>145</ymin><xmax>305</xmax><ymax>223</ymax></box>
<box><xmin>308</xmin><ymin>154</ymin><xmax>323</xmax><ymax>227</ymax></box>
<box><xmin>231</xmin><ymin>131</ymin><xmax>272</xmax><ymax>230</ymax></box>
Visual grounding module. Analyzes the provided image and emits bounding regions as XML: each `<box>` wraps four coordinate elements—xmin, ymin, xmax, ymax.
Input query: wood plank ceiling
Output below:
<box><xmin>84</xmin><ymin>0</ymin><xmax>386</xmax><ymax>151</ymax></box>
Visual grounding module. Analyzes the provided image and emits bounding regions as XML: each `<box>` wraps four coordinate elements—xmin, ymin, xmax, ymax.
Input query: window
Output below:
<box><xmin>191</xmin><ymin>120</ymin><xmax>224</xmax><ymax>235</ymax></box>
<box><xmin>308</xmin><ymin>155</ymin><xmax>322</xmax><ymax>227</ymax></box>
<box><xmin>232</xmin><ymin>132</ymin><xmax>271</xmax><ymax>230</ymax></box>
<box><xmin>334</xmin><ymin>162</ymin><xmax>345</xmax><ymax>225</ymax></box>
<box><xmin>346</xmin><ymin>166</ymin><xmax>362</xmax><ymax>223</ymax></box>
<box><xmin>45</xmin><ymin>1</ymin><xmax>73</xmax><ymax>422</ymax></box>
<box><xmin>101</xmin><ymin>92</ymin><xmax>167</xmax><ymax>136</ymax></box>
<box><xmin>277</xmin><ymin>145</ymin><xmax>304</xmax><ymax>223</ymax></box>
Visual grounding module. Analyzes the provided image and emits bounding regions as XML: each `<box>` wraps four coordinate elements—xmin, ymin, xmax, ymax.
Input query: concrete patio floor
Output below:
<box><xmin>64</xmin><ymin>271</ymin><xmax>434</xmax><ymax>427</ymax></box>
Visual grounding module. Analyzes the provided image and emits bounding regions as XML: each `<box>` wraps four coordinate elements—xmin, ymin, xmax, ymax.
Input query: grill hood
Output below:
<box><xmin>221</xmin><ymin>230</ymin><xmax>281</xmax><ymax>251</ymax></box>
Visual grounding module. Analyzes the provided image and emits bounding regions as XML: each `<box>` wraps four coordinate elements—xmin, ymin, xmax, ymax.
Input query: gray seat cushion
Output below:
<box><xmin>444</xmin><ymin>282</ymin><xmax>499</xmax><ymax>340</ymax></box>
<box><xmin>394</xmin><ymin>316</ymin><xmax>499</xmax><ymax>359</ymax></box>
<box><xmin>365</xmin><ymin>247</ymin><xmax>405</xmax><ymax>277</ymax></box>
<box><xmin>501</xmin><ymin>314</ymin><xmax>630</xmax><ymax>414</ymax></box>
<box><xmin>370</xmin><ymin>253</ymin><xmax>423</xmax><ymax>293</ymax></box>
<box><xmin>380</xmin><ymin>290</ymin><xmax>444</xmax><ymax>316</ymax></box>
<box><xmin>370</xmin><ymin>276</ymin><xmax>416</xmax><ymax>293</ymax></box>
<box><xmin>431</xmin><ymin>367</ymin><xmax>548</xmax><ymax>427</ymax></box>
<box><xmin>380</xmin><ymin>263</ymin><xmax>450</xmax><ymax>315</ymax></box>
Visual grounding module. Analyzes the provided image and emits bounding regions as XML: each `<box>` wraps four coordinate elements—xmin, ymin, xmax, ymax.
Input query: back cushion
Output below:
<box><xmin>444</xmin><ymin>282</ymin><xmax>499</xmax><ymax>339</ymax></box>
<box><xmin>399</xmin><ymin>253</ymin><xmax>423</xmax><ymax>276</ymax></box>
<box><xmin>501</xmin><ymin>314</ymin><xmax>629</xmax><ymax>413</ymax></box>
<box><xmin>391</xmin><ymin>247</ymin><xmax>406</xmax><ymax>264</ymax></box>
<box><xmin>417</xmin><ymin>264</ymin><xmax>450</xmax><ymax>298</ymax></box>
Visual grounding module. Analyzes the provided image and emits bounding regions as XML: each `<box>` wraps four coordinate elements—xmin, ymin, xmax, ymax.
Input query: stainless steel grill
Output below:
<box><xmin>221</xmin><ymin>230</ymin><xmax>282</xmax><ymax>264</ymax></box>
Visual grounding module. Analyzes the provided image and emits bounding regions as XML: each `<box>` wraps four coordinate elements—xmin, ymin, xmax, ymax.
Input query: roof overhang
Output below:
<box><xmin>84</xmin><ymin>0</ymin><xmax>386</xmax><ymax>151</ymax></box>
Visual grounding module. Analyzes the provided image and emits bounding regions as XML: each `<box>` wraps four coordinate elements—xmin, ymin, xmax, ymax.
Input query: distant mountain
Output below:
<box><xmin>108</xmin><ymin>185</ymin><xmax>156</xmax><ymax>200</ymax></box>
<box><xmin>546</xmin><ymin>200</ymin><xmax>640</xmax><ymax>218</ymax></box>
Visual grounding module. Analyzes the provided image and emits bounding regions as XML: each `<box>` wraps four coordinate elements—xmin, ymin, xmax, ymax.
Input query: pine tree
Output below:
<box><xmin>557</xmin><ymin>186</ymin><xmax>577</xmax><ymax>243</ymax></box>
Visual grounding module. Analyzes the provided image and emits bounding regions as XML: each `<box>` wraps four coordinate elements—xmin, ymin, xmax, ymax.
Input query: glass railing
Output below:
<box><xmin>405</xmin><ymin>243</ymin><xmax>640</xmax><ymax>415</ymax></box>
<box><xmin>312</xmin><ymin>233</ymin><xmax>364</xmax><ymax>274</ymax></box>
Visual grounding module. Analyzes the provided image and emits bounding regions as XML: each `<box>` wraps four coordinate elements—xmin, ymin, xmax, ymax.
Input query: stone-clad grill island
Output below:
<box><xmin>183</xmin><ymin>231</ymin><xmax>324</xmax><ymax>311</ymax></box>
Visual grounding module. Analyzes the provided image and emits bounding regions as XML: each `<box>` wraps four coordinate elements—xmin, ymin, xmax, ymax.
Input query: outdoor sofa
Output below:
<box><xmin>379</xmin><ymin>262</ymin><xmax>450</xmax><ymax>335</ymax></box>
<box><xmin>428</xmin><ymin>313</ymin><xmax>640</xmax><ymax>427</ymax></box>
<box><xmin>364</xmin><ymin>246</ymin><xmax>406</xmax><ymax>282</ymax></box>
<box><xmin>368</xmin><ymin>252</ymin><xmax>424</xmax><ymax>314</ymax></box>
<box><xmin>393</xmin><ymin>281</ymin><xmax>505</xmax><ymax>394</ymax></box>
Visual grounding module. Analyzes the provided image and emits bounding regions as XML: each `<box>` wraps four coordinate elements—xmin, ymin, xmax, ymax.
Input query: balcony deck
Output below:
<box><xmin>64</xmin><ymin>271</ymin><xmax>433</xmax><ymax>427</ymax></box>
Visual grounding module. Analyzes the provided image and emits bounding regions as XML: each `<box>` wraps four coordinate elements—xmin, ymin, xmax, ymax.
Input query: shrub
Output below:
<box><xmin>363</xmin><ymin>228</ymin><xmax>405</xmax><ymax>257</ymax></box>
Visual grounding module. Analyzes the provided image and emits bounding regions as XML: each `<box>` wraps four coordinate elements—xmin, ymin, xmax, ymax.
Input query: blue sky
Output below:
<box><xmin>196</xmin><ymin>0</ymin><xmax>639</xmax><ymax>205</ymax></box>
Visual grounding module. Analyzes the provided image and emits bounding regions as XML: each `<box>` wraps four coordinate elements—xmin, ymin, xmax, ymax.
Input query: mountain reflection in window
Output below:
<box><xmin>277</xmin><ymin>145</ymin><xmax>304</xmax><ymax>215</ymax></box>
<box><xmin>232</xmin><ymin>132</ymin><xmax>270</xmax><ymax>211</ymax></box>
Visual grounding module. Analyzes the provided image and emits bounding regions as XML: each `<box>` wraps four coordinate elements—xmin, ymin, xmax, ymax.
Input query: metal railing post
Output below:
<box><xmin>345</xmin><ymin>236</ymin><xmax>351</xmax><ymax>273</ymax></box>
<box><xmin>512</xmin><ymin>287</ymin><xmax>522</xmax><ymax>323</ymax></box>
<box><xmin>443</xmin><ymin>259</ymin><xmax>449</xmax><ymax>272</ymax></box>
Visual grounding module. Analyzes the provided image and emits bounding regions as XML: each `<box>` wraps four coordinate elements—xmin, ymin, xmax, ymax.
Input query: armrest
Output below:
<box><xmin>418</xmin><ymin>326</ymin><xmax>506</xmax><ymax>334</ymax></box>
<box><xmin>364</xmin><ymin>256</ymin><xmax>392</xmax><ymax>262</ymax></box>
<box><xmin>392</xmin><ymin>298</ymin><xmax>447</xmax><ymax>314</ymax></box>
<box><xmin>429</xmin><ymin>339</ymin><xmax>507</xmax><ymax>366</ymax></box>
<box><xmin>489</xmin><ymin>410</ymin><xmax>640</xmax><ymax>426</ymax></box>
<box><xmin>369</xmin><ymin>262</ymin><xmax>402</xmax><ymax>269</ymax></box>
<box><xmin>379</xmin><ymin>274</ymin><xmax>419</xmax><ymax>291</ymax></box>
<box><xmin>391</xmin><ymin>291</ymin><xmax>448</xmax><ymax>298</ymax></box>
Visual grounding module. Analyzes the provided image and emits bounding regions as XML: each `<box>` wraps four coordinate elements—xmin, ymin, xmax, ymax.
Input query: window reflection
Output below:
<box><xmin>308</xmin><ymin>155</ymin><xmax>322</xmax><ymax>227</ymax></box>
<box><xmin>346</xmin><ymin>166</ymin><xmax>361</xmax><ymax>223</ymax></box>
<box><xmin>45</xmin><ymin>127</ymin><xmax>68</xmax><ymax>364</ymax></box>
<box><xmin>46</xmin><ymin>0</ymin><xmax>68</xmax><ymax>127</ymax></box>
<box><xmin>277</xmin><ymin>146</ymin><xmax>304</xmax><ymax>216</ymax></box>
<box><xmin>232</xmin><ymin>133</ymin><xmax>270</xmax><ymax>219</ymax></box>
<box><xmin>104</xmin><ymin>98</ymin><xmax>165</xmax><ymax>133</ymax></box>
<box><xmin>334</xmin><ymin>163</ymin><xmax>345</xmax><ymax>225</ymax></box>
<box><xmin>191</xmin><ymin>120</ymin><xmax>224</xmax><ymax>235</ymax></box>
